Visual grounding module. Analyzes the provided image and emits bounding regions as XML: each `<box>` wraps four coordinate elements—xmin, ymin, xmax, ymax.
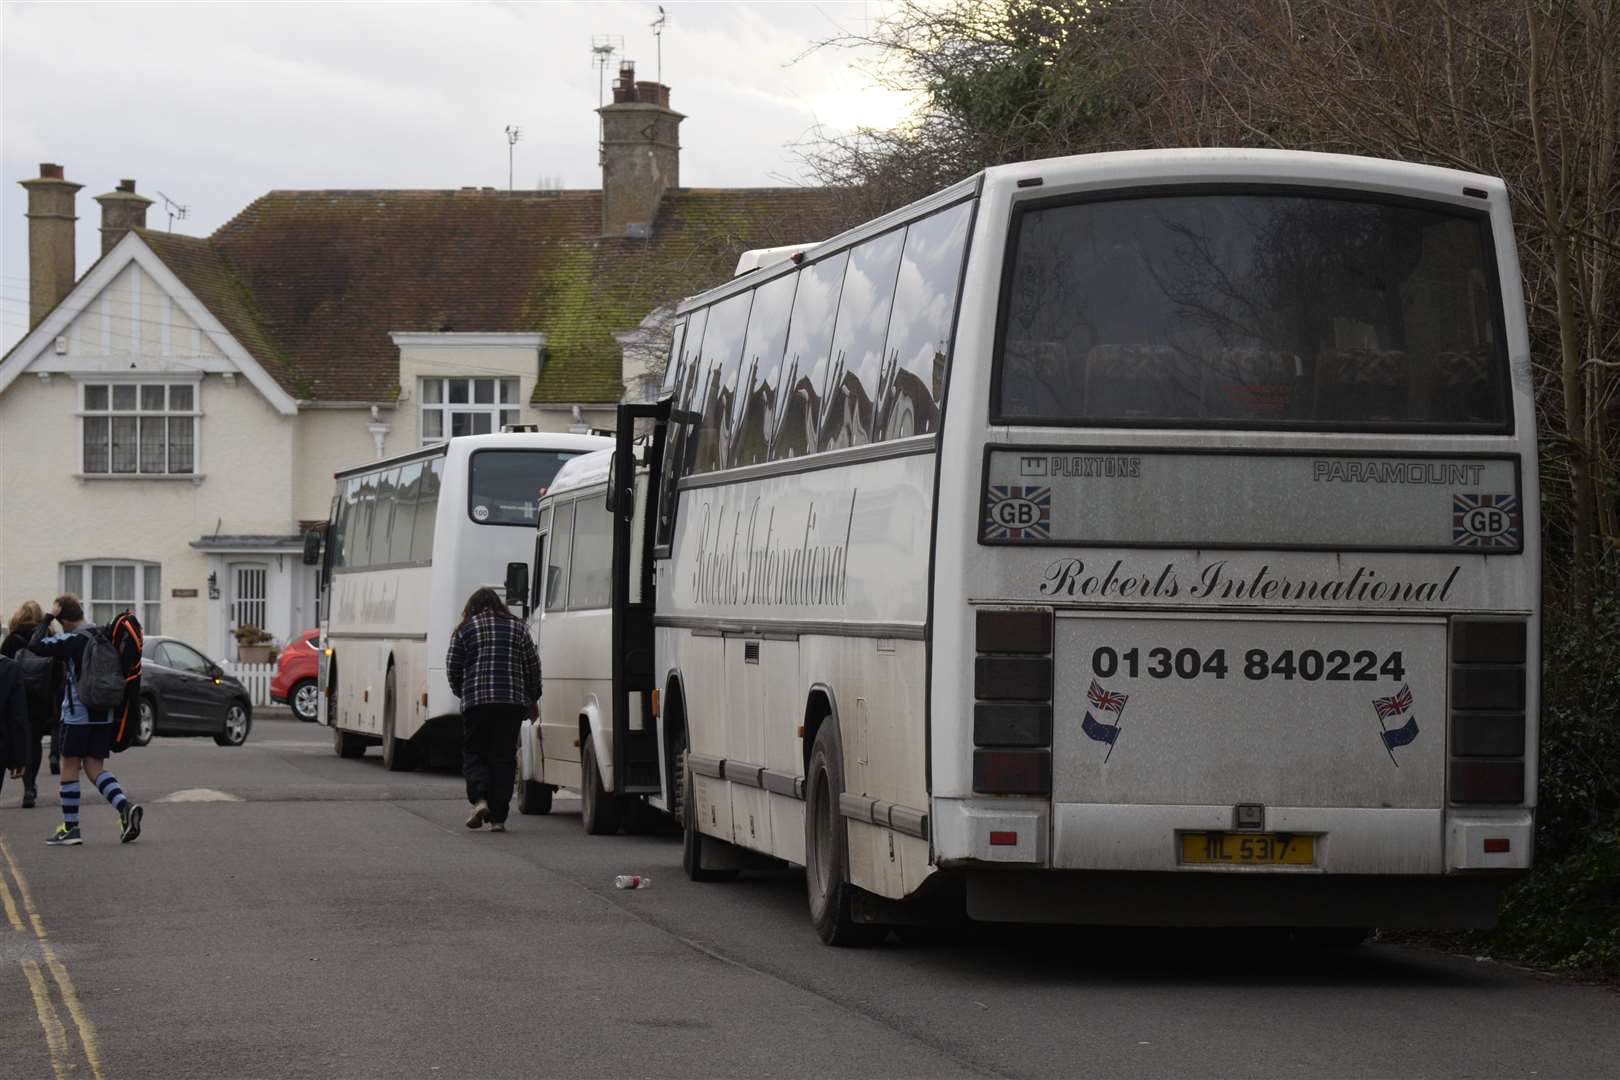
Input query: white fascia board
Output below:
<box><xmin>390</xmin><ymin>332</ymin><xmax>546</xmax><ymax>349</ymax></box>
<box><xmin>0</xmin><ymin>232</ymin><xmax>299</xmax><ymax>415</ymax></box>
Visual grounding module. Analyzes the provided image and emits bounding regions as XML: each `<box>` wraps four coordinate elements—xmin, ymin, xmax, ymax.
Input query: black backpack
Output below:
<box><xmin>11</xmin><ymin>646</ymin><xmax>51</xmax><ymax>704</ymax></box>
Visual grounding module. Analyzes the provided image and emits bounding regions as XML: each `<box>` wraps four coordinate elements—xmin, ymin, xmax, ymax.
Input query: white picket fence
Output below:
<box><xmin>224</xmin><ymin>662</ymin><xmax>276</xmax><ymax>708</ymax></box>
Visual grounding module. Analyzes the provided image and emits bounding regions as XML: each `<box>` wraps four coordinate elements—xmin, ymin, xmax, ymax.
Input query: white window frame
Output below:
<box><xmin>61</xmin><ymin>559</ymin><xmax>162</xmax><ymax>634</ymax></box>
<box><xmin>418</xmin><ymin>376</ymin><xmax>521</xmax><ymax>445</ymax></box>
<box><xmin>76</xmin><ymin>377</ymin><xmax>202</xmax><ymax>479</ymax></box>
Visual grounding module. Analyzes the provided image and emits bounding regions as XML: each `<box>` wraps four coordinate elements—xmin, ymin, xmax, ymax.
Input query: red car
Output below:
<box><xmin>270</xmin><ymin>629</ymin><xmax>321</xmax><ymax>722</ymax></box>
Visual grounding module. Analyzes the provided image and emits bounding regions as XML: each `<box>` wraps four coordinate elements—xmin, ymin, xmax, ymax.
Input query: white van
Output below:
<box><xmin>517</xmin><ymin>449</ymin><xmax>659</xmax><ymax>832</ymax></box>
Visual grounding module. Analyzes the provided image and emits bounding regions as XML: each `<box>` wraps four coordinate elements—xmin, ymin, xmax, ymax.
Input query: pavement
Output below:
<box><xmin>1</xmin><ymin>715</ymin><xmax>1616</xmax><ymax>1080</ymax></box>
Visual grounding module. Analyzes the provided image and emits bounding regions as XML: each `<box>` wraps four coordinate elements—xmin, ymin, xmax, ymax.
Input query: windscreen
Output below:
<box><xmin>468</xmin><ymin>450</ymin><xmax>581</xmax><ymax>527</ymax></box>
<box><xmin>996</xmin><ymin>191</ymin><xmax>1508</xmax><ymax>429</ymax></box>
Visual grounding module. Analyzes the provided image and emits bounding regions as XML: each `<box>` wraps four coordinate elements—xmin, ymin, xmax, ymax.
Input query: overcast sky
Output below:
<box><xmin>1</xmin><ymin>0</ymin><xmax>910</xmax><ymax>352</ymax></box>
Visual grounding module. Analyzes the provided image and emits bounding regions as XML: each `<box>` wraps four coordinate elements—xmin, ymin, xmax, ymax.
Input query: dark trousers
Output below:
<box><xmin>462</xmin><ymin>703</ymin><xmax>524</xmax><ymax>824</ymax></box>
<box><xmin>23</xmin><ymin>728</ymin><xmax>46</xmax><ymax>791</ymax></box>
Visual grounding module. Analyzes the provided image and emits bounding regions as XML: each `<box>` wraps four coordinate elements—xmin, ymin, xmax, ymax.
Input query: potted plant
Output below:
<box><xmin>233</xmin><ymin>625</ymin><xmax>274</xmax><ymax>664</ymax></box>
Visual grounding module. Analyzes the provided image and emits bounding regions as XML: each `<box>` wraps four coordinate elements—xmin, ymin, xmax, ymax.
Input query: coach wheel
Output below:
<box><xmin>581</xmin><ymin>735</ymin><xmax>622</xmax><ymax>835</ymax></box>
<box><xmin>516</xmin><ymin>769</ymin><xmax>554</xmax><ymax>815</ymax></box>
<box><xmin>805</xmin><ymin>721</ymin><xmax>884</xmax><ymax>947</ymax></box>
<box><xmin>381</xmin><ymin>667</ymin><xmax>414</xmax><ymax>772</ymax></box>
<box><xmin>135</xmin><ymin>697</ymin><xmax>157</xmax><ymax>746</ymax></box>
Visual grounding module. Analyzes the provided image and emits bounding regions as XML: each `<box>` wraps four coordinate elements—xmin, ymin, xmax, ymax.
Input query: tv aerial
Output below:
<box><xmin>651</xmin><ymin>6</ymin><xmax>669</xmax><ymax>85</ymax></box>
<box><xmin>156</xmin><ymin>191</ymin><xmax>189</xmax><ymax>232</ymax></box>
<box><xmin>590</xmin><ymin>34</ymin><xmax>624</xmax><ymax>107</ymax></box>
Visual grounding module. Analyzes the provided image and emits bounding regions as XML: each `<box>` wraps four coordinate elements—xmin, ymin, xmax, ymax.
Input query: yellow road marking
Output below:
<box><xmin>1</xmin><ymin>836</ymin><xmax>108</xmax><ymax>1080</ymax></box>
<box><xmin>22</xmin><ymin>957</ymin><xmax>74</xmax><ymax>1080</ymax></box>
<box><xmin>0</xmin><ymin>864</ymin><xmax>24</xmax><ymax>931</ymax></box>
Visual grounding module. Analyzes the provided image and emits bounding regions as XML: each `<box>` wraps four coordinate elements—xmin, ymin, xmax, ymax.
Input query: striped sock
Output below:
<box><xmin>61</xmin><ymin>780</ymin><xmax>81</xmax><ymax>828</ymax></box>
<box><xmin>95</xmin><ymin>772</ymin><xmax>130</xmax><ymax>812</ymax></box>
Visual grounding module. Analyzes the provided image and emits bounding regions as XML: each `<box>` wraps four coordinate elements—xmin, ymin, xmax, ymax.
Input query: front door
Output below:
<box><xmin>231</xmin><ymin>562</ymin><xmax>269</xmax><ymax>657</ymax></box>
<box><xmin>610</xmin><ymin>401</ymin><xmax>668</xmax><ymax>796</ymax></box>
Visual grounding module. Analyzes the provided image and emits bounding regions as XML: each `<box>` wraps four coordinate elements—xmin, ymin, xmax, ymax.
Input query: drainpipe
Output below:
<box><xmin>368</xmin><ymin>405</ymin><xmax>391</xmax><ymax>459</ymax></box>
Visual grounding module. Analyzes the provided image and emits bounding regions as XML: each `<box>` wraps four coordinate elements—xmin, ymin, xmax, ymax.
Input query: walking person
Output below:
<box><xmin>2</xmin><ymin>601</ymin><xmax>57</xmax><ymax>807</ymax></box>
<box><xmin>446</xmin><ymin>587</ymin><xmax>541</xmax><ymax>833</ymax></box>
<box><xmin>27</xmin><ymin>596</ymin><xmax>144</xmax><ymax>846</ymax></box>
<box><xmin>0</xmin><ymin>650</ymin><xmax>31</xmax><ymax>801</ymax></box>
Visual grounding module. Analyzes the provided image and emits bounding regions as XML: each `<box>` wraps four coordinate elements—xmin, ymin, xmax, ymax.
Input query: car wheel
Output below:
<box><xmin>580</xmin><ymin>735</ymin><xmax>622</xmax><ymax>835</ymax></box>
<box><xmin>215</xmin><ymin>702</ymin><xmax>252</xmax><ymax>747</ymax></box>
<box><xmin>135</xmin><ymin>697</ymin><xmax>157</xmax><ymax>746</ymax></box>
<box><xmin>290</xmin><ymin>679</ymin><xmax>320</xmax><ymax>723</ymax></box>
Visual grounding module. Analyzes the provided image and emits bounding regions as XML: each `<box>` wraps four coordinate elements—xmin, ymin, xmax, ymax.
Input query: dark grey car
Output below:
<box><xmin>136</xmin><ymin>636</ymin><xmax>252</xmax><ymax>747</ymax></box>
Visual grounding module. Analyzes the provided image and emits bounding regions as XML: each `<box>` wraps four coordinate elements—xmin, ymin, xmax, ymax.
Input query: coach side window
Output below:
<box><xmin>731</xmin><ymin>270</ymin><xmax>799</xmax><ymax>468</ymax></box>
<box><xmin>687</xmin><ymin>290</ymin><xmax>754</xmax><ymax>475</ymax></box>
<box><xmin>388</xmin><ymin>462</ymin><xmax>424</xmax><ymax>564</ymax></box>
<box><xmin>660</xmin><ymin>319</ymin><xmax>687</xmax><ymax>398</ymax></box>
<box><xmin>351</xmin><ymin>472</ymin><xmax>380</xmax><ymax>569</ymax></box>
<box><xmin>567</xmin><ymin>494</ymin><xmax>613</xmax><ymax>609</ymax></box>
<box><xmin>771</xmin><ymin>251</ymin><xmax>849</xmax><ymax>462</ymax></box>
<box><xmin>819</xmin><ymin>229</ymin><xmax>906</xmax><ymax>451</ymax></box>
<box><xmin>411</xmin><ymin>457</ymin><xmax>443</xmax><ymax>563</ymax></box>
<box><xmin>333</xmin><ymin>477</ymin><xmax>361</xmax><ymax>570</ymax></box>
<box><xmin>545</xmin><ymin>499</ymin><xmax>575</xmax><ymax>611</ymax></box>
<box><xmin>877</xmin><ymin>201</ymin><xmax>973</xmax><ymax>440</ymax></box>
<box><xmin>367</xmin><ymin>468</ymin><xmax>401</xmax><ymax>566</ymax></box>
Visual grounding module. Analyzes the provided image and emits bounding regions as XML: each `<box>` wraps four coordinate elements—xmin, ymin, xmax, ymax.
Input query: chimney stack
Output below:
<box><xmin>19</xmin><ymin>163</ymin><xmax>83</xmax><ymax>330</ymax></box>
<box><xmin>597</xmin><ymin>61</ymin><xmax>684</xmax><ymax>237</ymax></box>
<box><xmin>95</xmin><ymin>178</ymin><xmax>154</xmax><ymax>256</ymax></box>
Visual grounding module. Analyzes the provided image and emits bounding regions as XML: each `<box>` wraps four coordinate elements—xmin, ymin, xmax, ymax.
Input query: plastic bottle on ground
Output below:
<box><xmin>613</xmin><ymin>875</ymin><xmax>650</xmax><ymax>889</ymax></box>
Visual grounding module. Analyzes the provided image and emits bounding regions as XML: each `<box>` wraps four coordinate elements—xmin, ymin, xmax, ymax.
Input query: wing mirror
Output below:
<box><xmin>505</xmin><ymin>561</ymin><xmax>531</xmax><ymax>615</ymax></box>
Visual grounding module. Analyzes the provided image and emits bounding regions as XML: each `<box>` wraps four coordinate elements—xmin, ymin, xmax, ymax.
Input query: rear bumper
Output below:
<box><xmin>964</xmin><ymin>869</ymin><xmax>1511</xmax><ymax>929</ymax></box>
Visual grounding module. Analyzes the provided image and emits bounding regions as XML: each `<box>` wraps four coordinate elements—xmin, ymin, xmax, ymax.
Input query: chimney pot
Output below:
<box><xmin>119</xmin><ymin>178</ymin><xmax>136</xmax><ymax>193</ymax></box>
<box><xmin>40</xmin><ymin>163</ymin><xmax>64</xmax><ymax>180</ymax></box>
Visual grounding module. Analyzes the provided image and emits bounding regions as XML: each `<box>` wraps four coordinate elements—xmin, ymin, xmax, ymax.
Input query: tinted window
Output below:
<box><xmin>731</xmin><ymin>271</ymin><xmax>800</xmax><ymax>467</ymax></box>
<box><xmin>687</xmin><ymin>291</ymin><xmax>755</xmax><ymax>474</ymax></box>
<box><xmin>411</xmin><ymin>457</ymin><xmax>443</xmax><ymax>562</ymax></box>
<box><xmin>657</xmin><ymin>308</ymin><xmax>708</xmax><ymax>546</ymax></box>
<box><xmin>772</xmin><ymin>251</ymin><xmax>849</xmax><ymax>461</ymax></box>
<box><xmin>545</xmin><ymin>501</ymin><xmax>575</xmax><ymax>611</ymax></box>
<box><xmin>367</xmin><ymin>468</ymin><xmax>400</xmax><ymax>565</ymax></box>
<box><xmin>389</xmin><ymin>462</ymin><xmax>423</xmax><ymax>564</ymax></box>
<box><xmin>567</xmin><ymin>493</ymin><xmax>613</xmax><ymax>609</ymax></box>
<box><xmin>820</xmin><ymin>230</ymin><xmax>907</xmax><ymax>450</ymax></box>
<box><xmin>997</xmin><ymin>192</ymin><xmax>1508</xmax><ymax>429</ymax></box>
<box><xmin>351</xmin><ymin>473</ymin><xmax>379</xmax><ymax>568</ymax></box>
<box><xmin>879</xmin><ymin>202</ymin><xmax>973</xmax><ymax>440</ymax></box>
<box><xmin>333</xmin><ymin>478</ymin><xmax>362</xmax><ymax>570</ymax></box>
<box><xmin>468</xmin><ymin>450</ymin><xmax>579</xmax><ymax>526</ymax></box>
<box><xmin>660</xmin><ymin>320</ymin><xmax>687</xmax><ymax>396</ymax></box>
<box><xmin>161</xmin><ymin>641</ymin><xmax>210</xmax><ymax>674</ymax></box>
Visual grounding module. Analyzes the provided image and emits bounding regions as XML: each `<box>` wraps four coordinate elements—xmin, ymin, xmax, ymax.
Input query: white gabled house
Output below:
<box><xmin>0</xmin><ymin>69</ymin><xmax>842</xmax><ymax>662</ymax></box>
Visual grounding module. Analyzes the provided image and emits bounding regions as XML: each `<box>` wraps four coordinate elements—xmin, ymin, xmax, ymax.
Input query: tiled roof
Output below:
<box><xmin>141</xmin><ymin>186</ymin><xmax>845</xmax><ymax>405</ymax></box>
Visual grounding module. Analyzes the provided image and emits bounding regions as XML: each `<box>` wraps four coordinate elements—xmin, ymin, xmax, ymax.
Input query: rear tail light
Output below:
<box><xmin>1449</xmin><ymin>618</ymin><xmax>1528</xmax><ymax>806</ymax></box>
<box><xmin>989</xmin><ymin>830</ymin><xmax>1019</xmax><ymax>846</ymax></box>
<box><xmin>1483</xmin><ymin>838</ymin><xmax>1510</xmax><ymax>854</ymax></box>
<box><xmin>973</xmin><ymin>750</ymin><xmax>1051</xmax><ymax>795</ymax></box>
<box><xmin>973</xmin><ymin>608</ymin><xmax>1054</xmax><ymax>794</ymax></box>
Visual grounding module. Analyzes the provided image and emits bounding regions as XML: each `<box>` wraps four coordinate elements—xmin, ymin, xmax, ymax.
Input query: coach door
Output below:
<box><xmin>609</xmin><ymin>400</ymin><xmax>671</xmax><ymax>796</ymax></box>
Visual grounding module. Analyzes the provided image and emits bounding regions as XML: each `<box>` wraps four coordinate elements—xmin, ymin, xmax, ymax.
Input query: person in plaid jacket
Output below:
<box><xmin>446</xmin><ymin>587</ymin><xmax>542</xmax><ymax>831</ymax></box>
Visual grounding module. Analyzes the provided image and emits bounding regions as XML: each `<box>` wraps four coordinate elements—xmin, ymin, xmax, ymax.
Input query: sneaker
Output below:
<box><xmin>465</xmin><ymin>800</ymin><xmax>489</xmax><ymax>829</ymax></box>
<box><xmin>119</xmin><ymin>804</ymin><xmax>143</xmax><ymax>844</ymax></box>
<box><xmin>489</xmin><ymin>822</ymin><xmax>507</xmax><ymax>833</ymax></box>
<box><xmin>22</xmin><ymin>788</ymin><xmax>36</xmax><ymax>809</ymax></box>
<box><xmin>45</xmin><ymin>824</ymin><xmax>81</xmax><ymax>846</ymax></box>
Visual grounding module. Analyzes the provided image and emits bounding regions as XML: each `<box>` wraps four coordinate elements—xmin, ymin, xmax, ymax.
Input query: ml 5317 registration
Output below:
<box><xmin>1091</xmin><ymin>646</ymin><xmax>1407</xmax><ymax>682</ymax></box>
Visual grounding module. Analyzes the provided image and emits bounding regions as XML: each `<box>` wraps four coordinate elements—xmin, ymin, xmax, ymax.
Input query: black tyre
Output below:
<box><xmin>381</xmin><ymin>667</ymin><xmax>414</xmax><ymax>772</ymax></box>
<box><xmin>581</xmin><ymin>735</ymin><xmax>621</xmax><ymax>835</ymax></box>
<box><xmin>680</xmin><ymin>748</ymin><xmax>738</xmax><ymax>882</ymax></box>
<box><xmin>333</xmin><ymin>721</ymin><xmax>366</xmax><ymax>759</ymax></box>
<box><xmin>214</xmin><ymin>702</ymin><xmax>252</xmax><ymax>747</ymax></box>
<box><xmin>805</xmin><ymin>721</ymin><xmax>884</xmax><ymax>946</ymax></box>
<box><xmin>622</xmin><ymin>796</ymin><xmax>664</xmax><ymax>835</ymax></box>
<box><xmin>516</xmin><ymin>770</ymin><xmax>554</xmax><ymax>815</ymax></box>
<box><xmin>290</xmin><ymin>678</ymin><xmax>319</xmax><ymax>722</ymax></box>
<box><xmin>134</xmin><ymin>697</ymin><xmax>157</xmax><ymax>746</ymax></box>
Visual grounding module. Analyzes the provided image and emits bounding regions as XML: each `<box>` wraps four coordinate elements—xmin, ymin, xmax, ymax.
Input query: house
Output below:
<box><xmin>0</xmin><ymin>65</ymin><xmax>842</xmax><ymax>662</ymax></box>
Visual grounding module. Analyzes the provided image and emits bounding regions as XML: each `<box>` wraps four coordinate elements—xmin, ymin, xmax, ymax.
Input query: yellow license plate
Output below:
<box><xmin>1181</xmin><ymin>832</ymin><xmax>1315</xmax><ymax>865</ymax></box>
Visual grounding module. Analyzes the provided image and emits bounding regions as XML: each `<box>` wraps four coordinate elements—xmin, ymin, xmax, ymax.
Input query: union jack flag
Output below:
<box><xmin>983</xmin><ymin>485</ymin><xmax>1052</xmax><ymax>541</ymax></box>
<box><xmin>1453</xmin><ymin>493</ymin><xmax>1521</xmax><ymax>548</ymax></box>
<box><xmin>1373</xmin><ymin>684</ymin><xmax>1413</xmax><ymax>720</ymax></box>
<box><xmin>1088</xmin><ymin>678</ymin><xmax>1129</xmax><ymax>714</ymax></box>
